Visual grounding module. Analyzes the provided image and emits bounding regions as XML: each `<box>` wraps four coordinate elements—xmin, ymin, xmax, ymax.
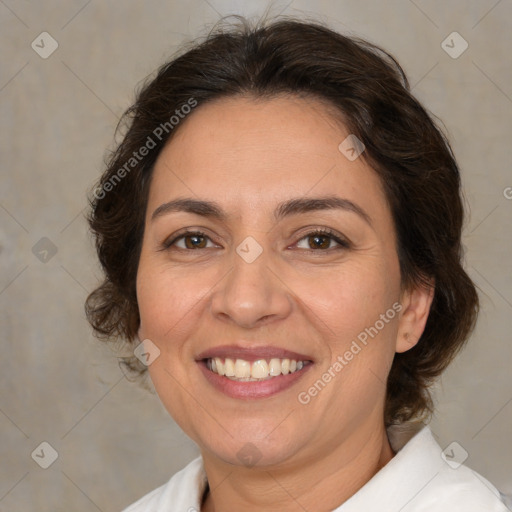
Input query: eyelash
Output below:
<box><xmin>161</xmin><ymin>228</ymin><xmax>350</xmax><ymax>252</ymax></box>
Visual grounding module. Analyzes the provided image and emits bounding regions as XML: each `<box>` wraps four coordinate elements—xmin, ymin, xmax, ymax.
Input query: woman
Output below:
<box><xmin>86</xmin><ymin>16</ymin><xmax>509</xmax><ymax>511</ymax></box>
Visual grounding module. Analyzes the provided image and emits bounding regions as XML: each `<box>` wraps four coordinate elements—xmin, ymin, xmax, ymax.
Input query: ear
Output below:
<box><xmin>396</xmin><ymin>279</ymin><xmax>435</xmax><ymax>353</ymax></box>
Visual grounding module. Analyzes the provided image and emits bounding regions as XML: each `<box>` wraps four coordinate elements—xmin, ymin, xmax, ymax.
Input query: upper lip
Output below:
<box><xmin>196</xmin><ymin>344</ymin><xmax>314</xmax><ymax>363</ymax></box>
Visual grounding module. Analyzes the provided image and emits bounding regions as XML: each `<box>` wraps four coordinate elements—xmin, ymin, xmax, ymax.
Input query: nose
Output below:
<box><xmin>210</xmin><ymin>243</ymin><xmax>293</xmax><ymax>329</ymax></box>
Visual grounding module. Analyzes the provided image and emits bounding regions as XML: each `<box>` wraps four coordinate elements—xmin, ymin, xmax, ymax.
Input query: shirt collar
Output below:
<box><xmin>334</xmin><ymin>423</ymin><xmax>445</xmax><ymax>511</ymax></box>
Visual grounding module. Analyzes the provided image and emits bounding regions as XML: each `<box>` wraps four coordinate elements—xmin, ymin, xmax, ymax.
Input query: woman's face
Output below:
<box><xmin>136</xmin><ymin>95</ymin><xmax>422</xmax><ymax>468</ymax></box>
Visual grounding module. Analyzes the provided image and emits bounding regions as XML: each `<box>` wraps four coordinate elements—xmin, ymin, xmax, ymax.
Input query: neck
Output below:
<box><xmin>200</xmin><ymin>421</ymin><xmax>394</xmax><ymax>512</ymax></box>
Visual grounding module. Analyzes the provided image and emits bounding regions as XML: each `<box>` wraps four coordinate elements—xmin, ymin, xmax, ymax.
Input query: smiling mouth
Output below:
<box><xmin>205</xmin><ymin>357</ymin><xmax>313</xmax><ymax>382</ymax></box>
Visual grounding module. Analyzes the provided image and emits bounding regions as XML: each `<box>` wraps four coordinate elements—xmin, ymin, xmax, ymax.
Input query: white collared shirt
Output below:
<box><xmin>122</xmin><ymin>424</ymin><xmax>509</xmax><ymax>511</ymax></box>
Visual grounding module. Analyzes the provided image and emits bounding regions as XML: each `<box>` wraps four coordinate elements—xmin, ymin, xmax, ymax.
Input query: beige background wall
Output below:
<box><xmin>1</xmin><ymin>1</ymin><xmax>511</xmax><ymax>510</ymax></box>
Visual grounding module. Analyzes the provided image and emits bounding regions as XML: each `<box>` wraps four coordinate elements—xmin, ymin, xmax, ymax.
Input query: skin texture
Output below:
<box><xmin>136</xmin><ymin>95</ymin><xmax>434</xmax><ymax>511</ymax></box>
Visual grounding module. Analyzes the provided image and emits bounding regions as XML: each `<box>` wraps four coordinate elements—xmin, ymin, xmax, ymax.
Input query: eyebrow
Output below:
<box><xmin>151</xmin><ymin>196</ymin><xmax>372</xmax><ymax>226</ymax></box>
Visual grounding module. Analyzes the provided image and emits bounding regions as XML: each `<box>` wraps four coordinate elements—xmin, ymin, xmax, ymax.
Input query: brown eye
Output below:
<box><xmin>183</xmin><ymin>234</ymin><xmax>207</xmax><ymax>249</ymax></box>
<box><xmin>307</xmin><ymin>234</ymin><xmax>332</xmax><ymax>250</ymax></box>
<box><xmin>295</xmin><ymin>229</ymin><xmax>349</xmax><ymax>251</ymax></box>
<box><xmin>163</xmin><ymin>231</ymin><xmax>216</xmax><ymax>250</ymax></box>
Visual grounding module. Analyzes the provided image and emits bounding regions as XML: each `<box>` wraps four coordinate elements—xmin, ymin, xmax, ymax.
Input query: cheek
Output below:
<box><xmin>136</xmin><ymin>263</ymin><xmax>209</xmax><ymax>433</ymax></box>
<box><xmin>296</xmin><ymin>261</ymin><xmax>399</xmax><ymax>343</ymax></box>
<box><xmin>136</xmin><ymin>263</ymin><xmax>208</xmax><ymax>341</ymax></box>
<box><xmin>294</xmin><ymin>259</ymin><xmax>400</xmax><ymax>408</ymax></box>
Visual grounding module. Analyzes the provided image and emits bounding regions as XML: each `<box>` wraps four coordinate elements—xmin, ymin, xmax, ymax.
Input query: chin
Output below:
<box><xmin>194</xmin><ymin>420</ymin><xmax>309</xmax><ymax>470</ymax></box>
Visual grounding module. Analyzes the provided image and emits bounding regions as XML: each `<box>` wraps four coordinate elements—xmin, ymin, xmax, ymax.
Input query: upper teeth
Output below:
<box><xmin>207</xmin><ymin>357</ymin><xmax>307</xmax><ymax>381</ymax></box>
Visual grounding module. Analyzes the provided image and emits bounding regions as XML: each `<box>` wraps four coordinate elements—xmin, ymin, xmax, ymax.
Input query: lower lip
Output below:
<box><xmin>197</xmin><ymin>361</ymin><xmax>313</xmax><ymax>399</ymax></box>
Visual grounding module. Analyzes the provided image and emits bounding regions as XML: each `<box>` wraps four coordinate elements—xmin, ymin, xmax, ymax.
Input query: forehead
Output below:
<box><xmin>148</xmin><ymin>95</ymin><xmax>389</xmax><ymax>227</ymax></box>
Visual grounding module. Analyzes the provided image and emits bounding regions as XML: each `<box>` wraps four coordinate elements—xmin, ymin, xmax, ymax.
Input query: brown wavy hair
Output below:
<box><xmin>85</xmin><ymin>16</ymin><xmax>479</xmax><ymax>425</ymax></box>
